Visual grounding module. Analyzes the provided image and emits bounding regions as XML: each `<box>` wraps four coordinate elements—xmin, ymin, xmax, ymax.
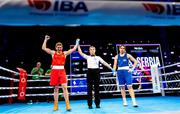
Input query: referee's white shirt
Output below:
<box><xmin>82</xmin><ymin>55</ymin><xmax>105</xmax><ymax>69</ymax></box>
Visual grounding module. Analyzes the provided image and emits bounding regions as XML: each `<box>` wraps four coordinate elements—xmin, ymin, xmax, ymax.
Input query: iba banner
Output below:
<box><xmin>0</xmin><ymin>0</ymin><xmax>180</xmax><ymax>25</ymax></box>
<box><xmin>17</xmin><ymin>68</ymin><xmax>27</xmax><ymax>100</ymax></box>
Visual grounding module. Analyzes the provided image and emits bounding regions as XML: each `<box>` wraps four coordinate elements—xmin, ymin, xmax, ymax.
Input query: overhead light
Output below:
<box><xmin>170</xmin><ymin>51</ymin><xmax>174</xmax><ymax>54</ymax></box>
<box><xmin>5</xmin><ymin>59</ymin><xmax>8</xmax><ymax>63</ymax></box>
<box><xmin>65</xmin><ymin>24</ymin><xmax>80</xmax><ymax>27</ymax></box>
<box><xmin>103</xmin><ymin>53</ymin><xmax>107</xmax><ymax>55</ymax></box>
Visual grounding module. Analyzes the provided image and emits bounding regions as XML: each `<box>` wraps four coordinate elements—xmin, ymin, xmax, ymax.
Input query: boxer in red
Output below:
<box><xmin>42</xmin><ymin>35</ymin><xmax>79</xmax><ymax>111</ymax></box>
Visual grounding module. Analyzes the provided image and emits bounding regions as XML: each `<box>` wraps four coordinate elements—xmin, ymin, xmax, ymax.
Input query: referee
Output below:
<box><xmin>78</xmin><ymin>45</ymin><xmax>114</xmax><ymax>109</ymax></box>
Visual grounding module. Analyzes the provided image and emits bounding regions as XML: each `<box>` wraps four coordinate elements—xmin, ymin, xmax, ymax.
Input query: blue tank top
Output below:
<box><xmin>117</xmin><ymin>53</ymin><xmax>129</xmax><ymax>67</ymax></box>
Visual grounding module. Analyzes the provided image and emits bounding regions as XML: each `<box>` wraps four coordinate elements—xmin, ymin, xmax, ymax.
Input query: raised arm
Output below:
<box><xmin>78</xmin><ymin>45</ymin><xmax>88</xmax><ymax>59</ymax></box>
<box><xmin>42</xmin><ymin>35</ymin><xmax>54</xmax><ymax>55</ymax></box>
<box><xmin>64</xmin><ymin>39</ymin><xmax>80</xmax><ymax>56</ymax></box>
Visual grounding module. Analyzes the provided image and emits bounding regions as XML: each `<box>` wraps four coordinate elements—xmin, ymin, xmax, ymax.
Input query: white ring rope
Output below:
<box><xmin>0</xmin><ymin>62</ymin><xmax>179</xmax><ymax>79</ymax></box>
<box><xmin>161</xmin><ymin>71</ymin><xmax>180</xmax><ymax>76</ymax></box>
<box><xmin>1</xmin><ymin>86</ymin><xmax>178</xmax><ymax>98</ymax></box>
<box><xmin>0</xmin><ymin>76</ymin><xmax>19</xmax><ymax>81</ymax></box>
<box><xmin>0</xmin><ymin>94</ymin><xmax>17</xmax><ymax>98</ymax></box>
<box><xmin>0</xmin><ymin>66</ymin><xmax>19</xmax><ymax>74</ymax></box>
<box><xmin>0</xmin><ymin>88</ymin><xmax>158</xmax><ymax>98</ymax></box>
<box><xmin>1</xmin><ymin>87</ymin><xmax>180</xmax><ymax>99</ymax></box>
<box><xmin>0</xmin><ymin>75</ymin><xmax>154</xmax><ymax>82</ymax></box>
<box><xmin>159</xmin><ymin>62</ymin><xmax>180</xmax><ymax>70</ymax></box>
<box><xmin>1</xmin><ymin>63</ymin><xmax>180</xmax><ymax>99</ymax></box>
<box><xmin>2</xmin><ymin>79</ymin><xmax>179</xmax><ymax>91</ymax></box>
<box><xmin>5</xmin><ymin>80</ymin><xmax>180</xmax><ymax>90</ymax></box>
<box><xmin>0</xmin><ymin>66</ymin><xmax>152</xmax><ymax>78</ymax></box>
<box><xmin>164</xmin><ymin>88</ymin><xmax>180</xmax><ymax>90</ymax></box>
<box><xmin>161</xmin><ymin>79</ymin><xmax>180</xmax><ymax>83</ymax></box>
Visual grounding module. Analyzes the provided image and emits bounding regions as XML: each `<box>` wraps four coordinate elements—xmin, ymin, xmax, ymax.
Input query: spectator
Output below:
<box><xmin>29</xmin><ymin>62</ymin><xmax>44</xmax><ymax>104</ymax></box>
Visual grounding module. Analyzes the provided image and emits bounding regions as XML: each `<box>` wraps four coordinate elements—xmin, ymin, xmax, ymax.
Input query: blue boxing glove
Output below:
<box><xmin>128</xmin><ymin>67</ymin><xmax>135</xmax><ymax>73</ymax></box>
<box><xmin>75</xmin><ymin>39</ymin><xmax>80</xmax><ymax>46</ymax></box>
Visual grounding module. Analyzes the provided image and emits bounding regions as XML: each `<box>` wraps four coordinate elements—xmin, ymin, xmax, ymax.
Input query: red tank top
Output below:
<box><xmin>51</xmin><ymin>52</ymin><xmax>66</xmax><ymax>65</ymax></box>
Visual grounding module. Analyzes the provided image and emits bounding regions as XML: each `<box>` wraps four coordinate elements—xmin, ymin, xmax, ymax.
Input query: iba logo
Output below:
<box><xmin>143</xmin><ymin>3</ymin><xmax>164</xmax><ymax>14</ymax></box>
<box><xmin>28</xmin><ymin>0</ymin><xmax>51</xmax><ymax>11</ymax></box>
<box><xmin>27</xmin><ymin>0</ymin><xmax>88</xmax><ymax>12</ymax></box>
<box><xmin>143</xmin><ymin>3</ymin><xmax>180</xmax><ymax>16</ymax></box>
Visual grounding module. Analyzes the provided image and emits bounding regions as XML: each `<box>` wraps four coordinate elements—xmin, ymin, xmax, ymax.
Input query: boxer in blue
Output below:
<box><xmin>113</xmin><ymin>45</ymin><xmax>138</xmax><ymax>107</ymax></box>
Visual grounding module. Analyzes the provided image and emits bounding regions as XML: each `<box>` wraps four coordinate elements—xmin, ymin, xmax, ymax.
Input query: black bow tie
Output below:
<box><xmin>91</xmin><ymin>55</ymin><xmax>95</xmax><ymax>57</ymax></box>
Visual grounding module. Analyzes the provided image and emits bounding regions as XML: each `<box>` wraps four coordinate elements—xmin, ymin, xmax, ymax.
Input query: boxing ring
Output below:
<box><xmin>0</xmin><ymin>63</ymin><xmax>180</xmax><ymax>114</ymax></box>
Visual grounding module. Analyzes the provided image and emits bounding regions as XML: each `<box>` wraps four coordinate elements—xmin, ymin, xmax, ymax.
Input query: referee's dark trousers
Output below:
<box><xmin>87</xmin><ymin>68</ymin><xmax>100</xmax><ymax>107</ymax></box>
